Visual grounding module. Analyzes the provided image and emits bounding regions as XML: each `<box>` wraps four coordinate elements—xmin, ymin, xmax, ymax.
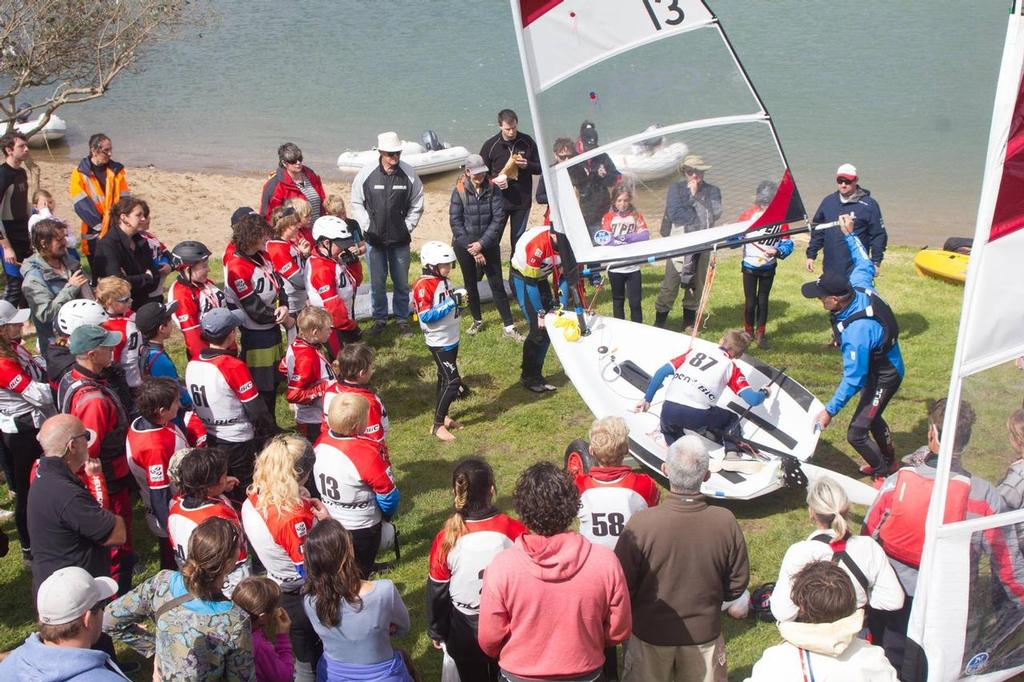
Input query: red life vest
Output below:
<box><xmin>874</xmin><ymin>468</ymin><xmax>971</xmax><ymax>567</ymax></box>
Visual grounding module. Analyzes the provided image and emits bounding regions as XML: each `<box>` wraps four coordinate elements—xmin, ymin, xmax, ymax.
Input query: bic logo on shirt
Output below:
<box><xmin>294</xmin><ymin>521</ymin><xmax>308</xmax><ymax>538</ymax></box>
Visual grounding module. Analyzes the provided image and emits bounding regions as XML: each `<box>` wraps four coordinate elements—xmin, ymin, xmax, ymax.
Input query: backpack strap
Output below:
<box><xmin>812</xmin><ymin>533</ymin><xmax>871</xmax><ymax>592</ymax></box>
<box><xmin>153</xmin><ymin>592</ymin><xmax>195</xmax><ymax>625</ymax></box>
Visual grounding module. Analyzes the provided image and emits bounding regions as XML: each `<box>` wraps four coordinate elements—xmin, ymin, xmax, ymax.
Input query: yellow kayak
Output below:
<box><xmin>914</xmin><ymin>249</ymin><xmax>968</xmax><ymax>284</ymax></box>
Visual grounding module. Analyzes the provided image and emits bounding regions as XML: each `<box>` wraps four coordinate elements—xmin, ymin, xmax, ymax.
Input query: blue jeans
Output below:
<box><xmin>367</xmin><ymin>243</ymin><xmax>411</xmax><ymax>321</ymax></box>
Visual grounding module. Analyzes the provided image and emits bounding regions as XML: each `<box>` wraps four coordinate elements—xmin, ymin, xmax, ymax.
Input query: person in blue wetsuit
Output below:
<box><xmin>636</xmin><ymin>329</ymin><xmax>768</xmax><ymax>447</ymax></box>
<box><xmin>802</xmin><ymin>214</ymin><xmax>904</xmax><ymax>478</ymax></box>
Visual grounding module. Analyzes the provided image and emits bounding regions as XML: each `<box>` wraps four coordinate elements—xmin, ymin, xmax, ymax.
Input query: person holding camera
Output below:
<box><xmin>306</xmin><ymin>215</ymin><xmax>363</xmax><ymax>359</ymax></box>
<box><xmin>413</xmin><ymin>241</ymin><xmax>468</xmax><ymax>442</ymax></box>
<box><xmin>21</xmin><ymin>218</ymin><xmax>92</xmax><ymax>351</ymax></box>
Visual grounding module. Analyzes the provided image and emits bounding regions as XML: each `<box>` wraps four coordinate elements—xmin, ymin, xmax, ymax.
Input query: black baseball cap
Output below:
<box><xmin>231</xmin><ymin>206</ymin><xmax>257</xmax><ymax>225</ymax></box>
<box><xmin>135</xmin><ymin>301</ymin><xmax>178</xmax><ymax>337</ymax></box>
<box><xmin>801</xmin><ymin>271</ymin><xmax>853</xmax><ymax>298</ymax></box>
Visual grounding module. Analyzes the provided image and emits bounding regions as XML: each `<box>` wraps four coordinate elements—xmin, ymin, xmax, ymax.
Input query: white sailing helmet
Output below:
<box><xmin>56</xmin><ymin>299</ymin><xmax>109</xmax><ymax>336</ymax></box>
<box><xmin>420</xmin><ymin>241</ymin><xmax>456</xmax><ymax>267</ymax></box>
<box><xmin>312</xmin><ymin>215</ymin><xmax>352</xmax><ymax>242</ymax></box>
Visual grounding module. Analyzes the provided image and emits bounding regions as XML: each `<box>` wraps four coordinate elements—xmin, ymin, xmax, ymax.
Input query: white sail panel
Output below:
<box><xmin>519</xmin><ymin>0</ymin><xmax>715</xmax><ymax>92</ymax></box>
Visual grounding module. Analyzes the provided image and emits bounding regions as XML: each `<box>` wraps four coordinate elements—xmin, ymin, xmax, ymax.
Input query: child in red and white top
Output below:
<box><xmin>280</xmin><ymin>307</ymin><xmax>335</xmax><ymax>443</ymax></box>
<box><xmin>413</xmin><ymin>241</ymin><xmax>468</xmax><ymax>442</ymax></box>
<box><xmin>427</xmin><ymin>458</ymin><xmax>525</xmax><ymax>678</ymax></box>
<box><xmin>322</xmin><ymin>343</ymin><xmax>389</xmax><ymax>456</ymax></box>
<box><xmin>313</xmin><ymin>393</ymin><xmax>399</xmax><ymax>579</ymax></box>
<box><xmin>596</xmin><ymin>188</ymin><xmax>650</xmax><ymax>323</ymax></box>
<box><xmin>126</xmin><ymin>377</ymin><xmax>201</xmax><ymax>569</ymax></box>
<box><xmin>135</xmin><ymin>199</ymin><xmax>174</xmax><ymax>306</ymax></box>
<box><xmin>306</xmin><ymin>216</ymin><xmax>363</xmax><ymax>358</ymax></box>
<box><xmin>167</xmin><ymin>446</ymin><xmax>249</xmax><ymax>595</ymax></box>
<box><xmin>573</xmin><ymin>416</ymin><xmax>659</xmax><ymax>550</ymax></box>
<box><xmin>167</xmin><ymin>240</ymin><xmax>226</xmax><ymax>360</ymax></box>
<box><xmin>266</xmin><ymin>205</ymin><xmax>312</xmax><ymax>327</ymax></box>
<box><xmin>94</xmin><ymin>276</ymin><xmax>143</xmax><ymax>389</ymax></box>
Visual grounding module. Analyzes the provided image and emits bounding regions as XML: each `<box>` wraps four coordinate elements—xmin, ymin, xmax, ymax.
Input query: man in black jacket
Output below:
<box><xmin>350</xmin><ymin>132</ymin><xmax>425</xmax><ymax>337</ymax></box>
<box><xmin>479</xmin><ymin>109</ymin><xmax>542</xmax><ymax>255</ymax></box>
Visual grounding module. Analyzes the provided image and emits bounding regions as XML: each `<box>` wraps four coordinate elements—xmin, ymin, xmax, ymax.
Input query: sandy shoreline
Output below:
<box><xmin>30</xmin><ymin>158</ymin><xmax>549</xmax><ymax>258</ymax></box>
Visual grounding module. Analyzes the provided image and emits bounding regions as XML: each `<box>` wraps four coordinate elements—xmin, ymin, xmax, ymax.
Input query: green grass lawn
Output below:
<box><xmin>3</xmin><ymin>243</ymin><xmax>1014</xmax><ymax>681</ymax></box>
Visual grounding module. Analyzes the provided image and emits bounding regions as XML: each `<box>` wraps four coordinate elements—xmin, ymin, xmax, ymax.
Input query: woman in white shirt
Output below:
<box><xmin>770</xmin><ymin>477</ymin><xmax>905</xmax><ymax>623</ymax></box>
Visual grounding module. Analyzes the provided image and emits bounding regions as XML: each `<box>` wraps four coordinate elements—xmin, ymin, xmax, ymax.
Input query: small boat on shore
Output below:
<box><xmin>337</xmin><ymin>130</ymin><xmax>468</xmax><ymax>176</ymax></box>
<box><xmin>1</xmin><ymin>113</ymin><xmax>67</xmax><ymax>146</ymax></box>
<box><xmin>913</xmin><ymin>248</ymin><xmax>968</xmax><ymax>284</ymax></box>
<box><xmin>609</xmin><ymin>141</ymin><xmax>689</xmax><ymax>181</ymax></box>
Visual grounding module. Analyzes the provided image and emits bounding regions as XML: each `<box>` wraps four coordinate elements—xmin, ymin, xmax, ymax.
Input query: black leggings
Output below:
<box><xmin>1</xmin><ymin>417</ymin><xmax>42</xmax><ymax>549</ymax></box>
<box><xmin>742</xmin><ymin>267</ymin><xmax>776</xmax><ymax>331</ymax></box>
<box><xmin>429</xmin><ymin>345</ymin><xmax>464</xmax><ymax>428</ymax></box>
<box><xmin>609</xmin><ymin>270</ymin><xmax>642</xmax><ymax>323</ymax></box>
<box><xmin>848</xmin><ymin>371</ymin><xmax>901</xmax><ymax>470</ymax></box>
<box><xmin>455</xmin><ymin>244</ymin><xmax>514</xmax><ymax>326</ymax></box>
<box><xmin>350</xmin><ymin>522</ymin><xmax>382</xmax><ymax>579</ymax></box>
<box><xmin>281</xmin><ymin>589</ymin><xmax>322</xmax><ymax>681</ymax></box>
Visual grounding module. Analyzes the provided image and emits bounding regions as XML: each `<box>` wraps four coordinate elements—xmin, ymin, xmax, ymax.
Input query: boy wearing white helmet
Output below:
<box><xmin>306</xmin><ymin>215</ymin><xmax>363</xmax><ymax>357</ymax></box>
<box><xmin>43</xmin><ymin>299</ymin><xmax>110</xmax><ymax>385</ymax></box>
<box><xmin>413</xmin><ymin>241</ymin><xmax>468</xmax><ymax>441</ymax></box>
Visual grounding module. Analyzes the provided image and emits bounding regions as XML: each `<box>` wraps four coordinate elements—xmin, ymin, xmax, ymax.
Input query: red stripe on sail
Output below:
<box><xmin>990</xmin><ymin>70</ymin><xmax>1024</xmax><ymax>241</ymax></box>
<box><xmin>750</xmin><ymin>169</ymin><xmax>804</xmax><ymax>230</ymax></box>
<box><xmin>521</xmin><ymin>0</ymin><xmax>564</xmax><ymax>28</ymax></box>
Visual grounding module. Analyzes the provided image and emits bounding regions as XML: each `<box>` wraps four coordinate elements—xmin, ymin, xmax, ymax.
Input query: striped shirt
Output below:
<box><xmin>297</xmin><ymin>175</ymin><xmax>322</xmax><ymax>221</ymax></box>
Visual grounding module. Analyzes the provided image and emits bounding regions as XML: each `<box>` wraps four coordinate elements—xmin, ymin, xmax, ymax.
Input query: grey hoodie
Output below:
<box><xmin>0</xmin><ymin>633</ymin><xmax>130</xmax><ymax>681</ymax></box>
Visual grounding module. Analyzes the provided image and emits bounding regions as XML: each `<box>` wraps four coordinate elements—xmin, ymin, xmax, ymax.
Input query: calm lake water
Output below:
<box><xmin>33</xmin><ymin>0</ymin><xmax>1007</xmax><ymax>245</ymax></box>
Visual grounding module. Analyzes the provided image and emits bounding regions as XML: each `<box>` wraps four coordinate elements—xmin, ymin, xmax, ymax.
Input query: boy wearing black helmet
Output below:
<box><xmin>167</xmin><ymin>240</ymin><xmax>226</xmax><ymax>360</ymax></box>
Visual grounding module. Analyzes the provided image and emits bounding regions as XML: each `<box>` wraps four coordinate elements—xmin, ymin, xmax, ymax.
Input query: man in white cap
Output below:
<box><xmin>806</xmin><ymin>163</ymin><xmax>887</xmax><ymax>277</ymax></box>
<box><xmin>349</xmin><ymin>131</ymin><xmax>425</xmax><ymax>338</ymax></box>
<box><xmin>0</xmin><ymin>566</ymin><xmax>128</xmax><ymax>680</ymax></box>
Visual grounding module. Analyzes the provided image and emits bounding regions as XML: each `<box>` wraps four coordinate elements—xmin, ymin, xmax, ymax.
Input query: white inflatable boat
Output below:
<box><xmin>609</xmin><ymin>141</ymin><xmax>688</xmax><ymax>182</ymax></box>
<box><xmin>1</xmin><ymin>113</ymin><xmax>67</xmax><ymax>146</ymax></box>
<box><xmin>549</xmin><ymin>311</ymin><xmax>878</xmax><ymax>504</ymax></box>
<box><xmin>337</xmin><ymin>131</ymin><xmax>469</xmax><ymax>177</ymax></box>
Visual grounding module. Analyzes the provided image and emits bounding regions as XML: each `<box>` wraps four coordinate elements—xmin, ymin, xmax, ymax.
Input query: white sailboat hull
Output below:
<box><xmin>337</xmin><ymin>141</ymin><xmax>469</xmax><ymax>177</ymax></box>
<box><xmin>1</xmin><ymin>114</ymin><xmax>67</xmax><ymax>146</ymax></box>
<box><xmin>609</xmin><ymin>142</ymin><xmax>689</xmax><ymax>181</ymax></box>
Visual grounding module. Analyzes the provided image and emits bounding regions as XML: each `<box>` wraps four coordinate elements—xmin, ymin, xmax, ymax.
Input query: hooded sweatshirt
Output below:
<box><xmin>0</xmin><ymin>633</ymin><xmax>130</xmax><ymax>681</ymax></box>
<box><xmin>477</xmin><ymin>531</ymin><xmax>631</xmax><ymax>678</ymax></box>
<box><xmin>744</xmin><ymin>610</ymin><xmax>898</xmax><ymax>682</ymax></box>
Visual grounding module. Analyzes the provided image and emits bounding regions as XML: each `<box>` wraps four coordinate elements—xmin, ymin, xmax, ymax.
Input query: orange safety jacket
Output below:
<box><xmin>69</xmin><ymin>156</ymin><xmax>129</xmax><ymax>255</ymax></box>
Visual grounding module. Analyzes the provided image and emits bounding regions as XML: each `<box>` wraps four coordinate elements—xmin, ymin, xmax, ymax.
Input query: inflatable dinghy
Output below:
<box><xmin>337</xmin><ymin>130</ymin><xmax>468</xmax><ymax>176</ymax></box>
<box><xmin>913</xmin><ymin>248</ymin><xmax>968</xmax><ymax>285</ymax></box>
<box><xmin>609</xmin><ymin>141</ymin><xmax>689</xmax><ymax>182</ymax></box>
<box><xmin>0</xmin><ymin>113</ymin><xmax>66</xmax><ymax>146</ymax></box>
<box><xmin>548</xmin><ymin>311</ymin><xmax>879</xmax><ymax>505</ymax></box>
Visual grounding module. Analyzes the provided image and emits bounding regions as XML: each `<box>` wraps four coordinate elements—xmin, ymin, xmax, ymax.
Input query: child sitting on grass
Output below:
<box><xmin>281</xmin><ymin>306</ymin><xmax>335</xmax><ymax>442</ymax></box>
<box><xmin>232</xmin><ymin>575</ymin><xmax>295</xmax><ymax>682</ymax></box>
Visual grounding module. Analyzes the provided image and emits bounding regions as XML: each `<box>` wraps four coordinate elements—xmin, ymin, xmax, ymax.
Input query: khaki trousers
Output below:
<box><xmin>622</xmin><ymin>633</ymin><xmax>726</xmax><ymax>682</ymax></box>
<box><xmin>654</xmin><ymin>251</ymin><xmax>710</xmax><ymax>314</ymax></box>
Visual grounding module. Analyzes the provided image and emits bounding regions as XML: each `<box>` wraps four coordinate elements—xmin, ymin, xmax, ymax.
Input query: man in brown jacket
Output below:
<box><xmin>614</xmin><ymin>435</ymin><xmax>749</xmax><ymax>682</ymax></box>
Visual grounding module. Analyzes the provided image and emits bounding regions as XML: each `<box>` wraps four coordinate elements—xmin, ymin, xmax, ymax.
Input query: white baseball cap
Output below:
<box><xmin>836</xmin><ymin>163</ymin><xmax>858</xmax><ymax>180</ymax></box>
<box><xmin>37</xmin><ymin>567</ymin><xmax>117</xmax><ymax>625</ymax></box>
<box><xmin>0</xmin><ymin>300</ymin><xmax>30</xmax><ymax>325</ymax></box>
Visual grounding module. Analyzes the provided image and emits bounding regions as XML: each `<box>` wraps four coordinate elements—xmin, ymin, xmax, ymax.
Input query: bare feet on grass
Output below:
<box><xmin>444</xmin><ymin>416</ymin><xmax>463</xmax><ymax>430</ymax></box>
<box><xmin>433</xmin><ymin>424</ymin><xmax>456</xmax><ymax>442</ymax></box>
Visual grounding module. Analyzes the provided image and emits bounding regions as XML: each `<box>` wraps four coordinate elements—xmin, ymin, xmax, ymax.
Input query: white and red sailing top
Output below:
<box><xmin>102</xmin><ymin>314</ymin><xmax>143</xmax><ymax>388</ymax></box>
<box><xmin>266</xmin><ymin>238</ymin><xmax>308</xmax><ymax>313</ymax></box>
<box><xmin>126</xmin><ymin>416</ymin><xmax>188</xmax><ymax>537</ymax></box>
<box><xmin>241</xmin><ymin>493</ymin><xmax>316</xmax><ymax>592</ymax></box>
<box><xmin>664</xmin><ymin>346</ymin><xmax>751</xmax><ymax>410</ymax></box>
<box><xmin>184</xmin><ymin>349</ymin><xmax>260</xmax><ymax>442</ymax></box>
<box><xmin>428</xmin><ymin>512</ymin><xmax>526</xmax><ymax>615</ymax></box>
<box><xmin>574</xmin><ymin>466</ymin><xmax>660</xmax><ymax>550</ymax></box>
<box><xmin>412</xmin><ymin>274</ymin><xmax>460</xmax><ymax>348</ymax></box>
<box><xmin>224</xmin><ymin>249</ymin><xmax>280</xmax><ymax>330</ymax></box>
<box><xmin>511</xmin><ymin>225</ymin><xmax>560</xmax><ymax>280</ymax></box>
<box><xmin>182</xmin><ymin>409</ymin><xmax>208</xmax><ymax>447</ymax></box>
<box><xmin>313</xmin><ymin>431</ymin><xmax>397</xmax><ymax>530</ymax></box>
<box><xmin>167</xmin><ymin>494</ymin><xmax>250</xmax><ymax>595</ymax></box>
<box><xmin>279</xmin><ymin>337</ymin><xmax>334</xmax><ymax>425</ymax></box>
<box><xmin>321</xmin><ymin>381</ymin><xmax>389</xmax><ymax>447</ymax></box>
<box><xmin>168</xmin><ymin>277</ymin><xmax>226</xmax><ymax>359</ymax></box>
<box><xmin>0</xmin><ymin>340</ymin><xmax>52</xmax><ymax>423</ymax></box>
<box><xmin>305</xmin><ymin>253</ymin><xmax>359</xmax><ymax>332</ymax></box>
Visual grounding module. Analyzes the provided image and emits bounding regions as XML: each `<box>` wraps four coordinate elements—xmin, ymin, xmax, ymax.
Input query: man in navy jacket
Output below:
<box><xmin>806</xmin><ymin>163</ymin><xmax>887</xmax><ymax>276</ymax></box>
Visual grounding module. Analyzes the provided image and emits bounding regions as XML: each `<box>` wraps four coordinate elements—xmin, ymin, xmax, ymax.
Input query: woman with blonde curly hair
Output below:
<box><xmin>242</xmin><ymin>434</ymin><xmax>330</xmax><ymax>682</ymax></box>
<box><xmin>104</xmin><ymin>516</ymin><xmax>256</xmax><ymax>680</ymax></box>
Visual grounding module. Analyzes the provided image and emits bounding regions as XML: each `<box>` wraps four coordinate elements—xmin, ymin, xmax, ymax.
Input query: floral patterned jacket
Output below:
<box><xmin>104</xmin><ymin>569</ymin><xmax>255</xmax><ymax>681</ymax></box>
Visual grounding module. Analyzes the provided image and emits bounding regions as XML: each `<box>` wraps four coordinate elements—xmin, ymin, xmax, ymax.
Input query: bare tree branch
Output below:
<box><xmin>0</xmin><ymin>0</ymin><xmax>209</xmax><ymax>138</ymax></box>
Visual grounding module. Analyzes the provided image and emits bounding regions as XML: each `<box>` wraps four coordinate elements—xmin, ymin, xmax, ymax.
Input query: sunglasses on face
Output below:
<box><xmin>286</xmin><ymin>157</ymin><xmax>303</xmax><ymax>165</ymax></box>
<box><xmin>836</xmin><ymin>177</ymin><xmax>855</xmax><ymax>185</ymax></box>
<box><xmin>381</xmin><ymin>150</ymin><xmax>402</xmax><ymax>157</ymax></box>
<box><xmin>684</xmin><ymin>169</ymin><xmax>703</xmax><ymax>176</ymax></box>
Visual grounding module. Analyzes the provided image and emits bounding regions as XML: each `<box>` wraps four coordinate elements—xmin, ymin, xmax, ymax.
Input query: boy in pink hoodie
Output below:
<box><xmin>478</xmin><ymin>461</ymin><xmax>632</xmax><ymax>681</ymax></box>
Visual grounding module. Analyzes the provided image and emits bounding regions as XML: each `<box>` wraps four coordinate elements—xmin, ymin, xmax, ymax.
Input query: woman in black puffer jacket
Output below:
<box><xmin>449</xmin><ymin>154</ymin><xmax>521</xmax><ymax>339</ymax></box>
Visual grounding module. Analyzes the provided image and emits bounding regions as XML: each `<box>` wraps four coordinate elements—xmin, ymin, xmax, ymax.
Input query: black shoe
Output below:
<box><xmin>520</xmin><ymin>377</ymin><xmax>548</xmax><ymax>393</ymax></box>
<box><xmin>653</xmin><ymin>311</ymin><xmax>668</xmax><ymax>329</ymax></box>
<box><xmin>682</xmin><ymin>308</ymin><xmax>697</xmax><ymax>333</ymax></box>
<box><xmin>366</xmin><ymin>320</ymin><xmax>387</xmax><ymax>336</ymax></box>
<box><xmin>397</xmin><ymin>322</ymin><xmax>414</xmax><ymax>338</ymax></box>
<box><xmin>117</xmin><ymin>661</ymin><xmax>141</xmax><ymax>675</ymax></box>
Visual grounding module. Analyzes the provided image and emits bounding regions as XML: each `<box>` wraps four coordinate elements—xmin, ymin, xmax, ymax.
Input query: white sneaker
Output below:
<box><xmin>467</xmin><ymin>320</ymin><xmax>484</xmax><ymax>336</ymax></box>
<box><xmin>503</xmin><ymin>326</ymin><xmax>525</xmax><ymax>343</ymax></box>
